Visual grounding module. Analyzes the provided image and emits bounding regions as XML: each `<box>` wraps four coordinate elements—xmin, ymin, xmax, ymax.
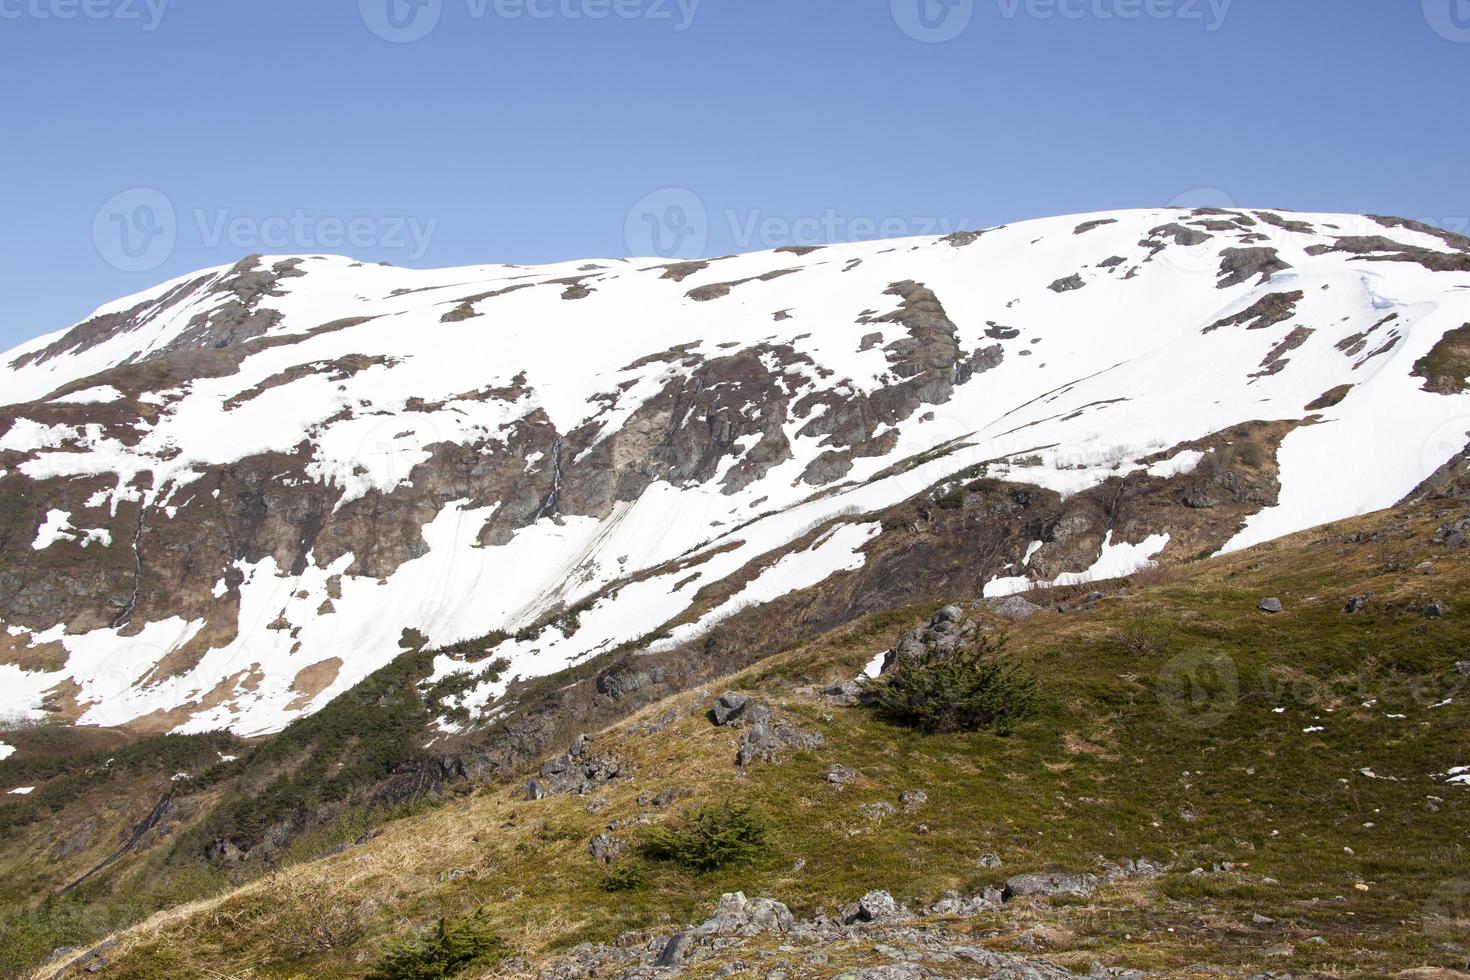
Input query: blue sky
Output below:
<box><xmin>1</xmin><ymin>0</ymin><xmax>1467</xmax><ymax>351</ymax></box>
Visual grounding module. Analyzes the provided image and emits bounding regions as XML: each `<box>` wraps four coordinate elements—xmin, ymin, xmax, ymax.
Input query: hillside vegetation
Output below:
<box><xmin>10</xmin><ymin>493</ymin><xmax>1467</xmax><ymax>979</ymax></box>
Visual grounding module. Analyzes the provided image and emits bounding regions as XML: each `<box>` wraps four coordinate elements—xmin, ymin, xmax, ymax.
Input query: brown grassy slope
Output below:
<box><xmin>34</xmin><ymin>495</ymin><xmax>1470</xmax><ymax>979</ymax></box>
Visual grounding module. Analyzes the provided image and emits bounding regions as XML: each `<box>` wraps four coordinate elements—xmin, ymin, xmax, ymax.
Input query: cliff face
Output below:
<box><xmin>2</xmin><ymin>207</ymin><xmax>1468</xmax><ymax>735</ymax></box>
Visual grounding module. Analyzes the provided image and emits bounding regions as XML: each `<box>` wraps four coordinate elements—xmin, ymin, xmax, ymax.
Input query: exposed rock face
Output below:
<box><xmin>2</xmin><ymin>207</ymin><xmax>1468</xmax><ymax>737</ymax></box>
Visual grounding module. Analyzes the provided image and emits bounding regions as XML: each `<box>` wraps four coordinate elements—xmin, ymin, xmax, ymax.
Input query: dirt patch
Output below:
<box><xmin>1251</xmin><ymin>326</ymin><xmax>1314</xmax><ymax>379</ymax></box>
<box><xmin>1216</xmin><ymin>247</ymin><xmax>1292</xmax><ymax>288</ymax></box>
<box><xmin>1412</xmin><ymin>323</ymin><xmax>1470</xmax><ymax>394</ymax></box>
<box><xmin>286</xmin><ymin>658</ymin><xmax>344</xmax><ymax>711</ymax></box>
<box><xmin>686</xmin><ymin>269</ymin><xmax>799</xmax><ymax>302</ymax></box>
<box><xmin>1304</xmin><ymin>384</ymin><xmax>1353</xmax><ymax>411</ymax></box>
<box><xmin>1073</xmin><ymin>218</ymin><xmax>1117</xmax><ymax>235</ymax></box>
<box><xmin>1205</xmin><ymin>290</ymin><xmax>1304</xmax><ymax>334</ymax></box>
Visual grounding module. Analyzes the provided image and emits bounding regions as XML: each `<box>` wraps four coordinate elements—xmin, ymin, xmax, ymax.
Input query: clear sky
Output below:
<box><xmin>1</xmin><ymin>0</ymin><xmax>1467</xmax><ymax>351</ymax></box>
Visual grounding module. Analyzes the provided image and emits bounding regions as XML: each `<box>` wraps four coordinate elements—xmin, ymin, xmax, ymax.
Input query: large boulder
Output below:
<box><xmin>845</xmin><ymin>889</ymin><xmax>908</xmax><ymax>924</ymax></box>
<box><xmin>695</xmin><ymin>891</ymin><xmax>795</xmax><ymax>936</ymax></box>
<box><xmin>986</xmin><ymin>595</ymin><xmax>1044</xmax><ymax>622</ymax></box>
<box><xmin>711</xmin><ymin>692</ymin><xmax>753</xmax><ymax>726</ymax></box>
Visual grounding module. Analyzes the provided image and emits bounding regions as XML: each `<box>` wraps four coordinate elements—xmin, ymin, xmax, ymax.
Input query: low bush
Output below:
<box><xmin>599</xmin><ymin>862</ymin><xmax>646</xmax><ymax>892</ymax></box>
<box><xmin>366</xmin><ymin>910</ymin><xmax>501</xmax><ymax>980</ymax></box>
<box><xmin>865</xmin><ymin>637</ymin><xmax>1037</xmax><ymax>735</ymax></box>
<box><xmin>641</xmin><ymin>804</ymin><xmax>768</xmax><ymax>872</ymax></box>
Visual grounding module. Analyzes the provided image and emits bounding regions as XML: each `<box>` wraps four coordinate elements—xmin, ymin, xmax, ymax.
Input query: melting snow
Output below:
<box><xmin>31</xmin><ymin>510</ymin><xmax>112</xmax><ymax>550</ymax></box>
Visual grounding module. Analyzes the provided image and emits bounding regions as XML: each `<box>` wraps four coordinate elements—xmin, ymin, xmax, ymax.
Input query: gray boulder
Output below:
<box><xmin>736</xmin><ymin>713</ymin><xmax>822</xmax><ymax>767</ymax></box>
<box><xmin>1259</xmin><ymin>597</ymin><xmax>1283</xmax><ymax>613</ymax></box>
<box><xmin>587</xmin><ymin>833</ymin><xmax>623</xmax><ymax>864</ymax></box>
<box><xmin>846</xmin><ymin>889</ymin><xmax>907</xmax><ymax>924</ymax></box>
<box><xmin>822</xmin><ymin>678</ymin><xmax>867</xmax><ymax>706</ymax></box>
<box><xmin>987</xmin><ymin>595</ymin><xmax>1044</xmax><ymax>621</ymax></box>
<box><xmin>695</xmin><ymin>892</ymin><xmax>795</xmax><ymax>936</ymax></box>
<box><xmin>532</xmin><ymin>735</ymin><xmax>628</xmax><ymax>797</ymax></box>
<box><xmin>711</xmin><ymin>692</ymin><xmax>752</xmax><ymax>726</ymax></box>
<box><xmin>1003</xmin><ymin>872</ymin><xmax>1099</xmax><ymax>900</ymax></box>
<box><xmin>826</xmin><ymin>764</ymin><xmax>857</xmax><ymax>785</ymax></box>
<box><xmin>928</xmin><ymin>888</ymin><xmax>1003</xmax><ymax>916</ymax></box>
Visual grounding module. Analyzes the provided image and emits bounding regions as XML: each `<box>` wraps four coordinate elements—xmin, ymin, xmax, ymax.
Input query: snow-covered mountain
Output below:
<box><xmin>2</xmin><ymin>207</ymin><xmax>1468</xmax><ymax>737</ymax></box>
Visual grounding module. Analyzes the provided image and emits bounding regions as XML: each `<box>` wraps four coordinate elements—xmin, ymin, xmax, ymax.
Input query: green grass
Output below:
<box><xmin>17</xmin><ymin>500</ymin><xmax>1470</xmax><ymax>977</ymax></box>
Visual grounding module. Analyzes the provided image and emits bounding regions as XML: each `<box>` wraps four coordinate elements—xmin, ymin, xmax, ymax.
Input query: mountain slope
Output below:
<box><xmin>16</xmin><ymin>491</ymin><xmax>1469</xmax><ymax>979</ymax></box>
<box><xmin>2</xmin><ymin>207</ymin><xmax>1469</xmax><ymax>737</ymax></box>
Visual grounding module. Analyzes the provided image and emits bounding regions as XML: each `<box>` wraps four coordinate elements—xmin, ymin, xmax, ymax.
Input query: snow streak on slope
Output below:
<box><xmin>1</xmin><ymin>208</ymin><xmax>1468</xmax><ymax>735</ymax></box>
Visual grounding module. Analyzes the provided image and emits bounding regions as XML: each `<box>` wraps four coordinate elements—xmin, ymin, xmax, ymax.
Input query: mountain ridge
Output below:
<box><xmin>1</xmin><ymin>206</ymin><xmax>1468</xmax><ymax>737</ymax></box>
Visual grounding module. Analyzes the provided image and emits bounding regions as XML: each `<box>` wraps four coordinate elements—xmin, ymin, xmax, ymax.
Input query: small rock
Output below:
<box><xmin>1252</xmin><ymin>913</ymin><xmax>1276</xmax><ymax>925</ymax></box>
<box><xmin>827</xmin><ymin>764</ymin><xmax>858</xmax><ymax>785</ymax></box>
<box><xmin>1259</xmin><ymin>597</ymin><xmax>1283</xmax><ymax>614</ymax></box>
<box><xmin>1425</xmin><ymin>600</ymin><xmax>1445</xmax><ymax>620</ymax></box>
<box><xmin>1344</xmin><ymin>594</ymin><xmax>1371</xmax><ymax>614</ymax></box>
<box><xmin>900</xmin><ymin>790</ymin><xmax>928</xmax><ymax>812</ymax></box>
<box><xmin>935</xmin><ymin>604</ymin><xmax>964</xmax><ymax>623</ymax></box>
<box><xmin>588</xmin><ymin>833</ymin><xmax>624</xmax><ymax>864</ymax></box>
<box><xmin>1264</xmin><ymin>942</ymin><xmax>1295</xmax><ymax>958</ymax></box>
<box><xmin>1456</xmin><ymin>660</ymin><xmax>1470</xmax><ymax>676</ymax></box>
<box><xmin>977</xmin><ymin>852</ymin><xmax>1004</xmax><ymax>869</ymax></box>
<box><xmin>860</xmin><ymin>801</ymin><xmax>897</xmax><ymax>821</ymax></box>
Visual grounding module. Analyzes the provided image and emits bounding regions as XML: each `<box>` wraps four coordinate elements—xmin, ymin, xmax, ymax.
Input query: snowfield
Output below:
<box><xmin>1</xmin><ymin>207</ymin><xmax>1467</xmax><ymax>735</ymax></box>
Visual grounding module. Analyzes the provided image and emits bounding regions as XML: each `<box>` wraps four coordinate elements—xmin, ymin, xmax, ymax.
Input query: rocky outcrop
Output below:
<box><xmin>524</xmin><ymin>735</ymin><xmax>628</xmax><ymax>799</ymax></box>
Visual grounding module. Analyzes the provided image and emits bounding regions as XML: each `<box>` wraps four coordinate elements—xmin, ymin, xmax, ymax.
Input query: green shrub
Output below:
<box><xmin>641</xmin><ymin>804</ymin><xmax>768</xmax><ymax>872</ymax></box>
<box><xmin>864</xmin><ymin>637</ymin><xmax>1037</xmax><ymax>735</ymax></box>
<box><xmin>599</xmin><ymin>862</ymin><xmax>647</xmax><ymax>892</ymax></box>
<box><xmin>366</xmin><ymin>910</ymin><xmax>501</xmax><ymax>980</ymax></box>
